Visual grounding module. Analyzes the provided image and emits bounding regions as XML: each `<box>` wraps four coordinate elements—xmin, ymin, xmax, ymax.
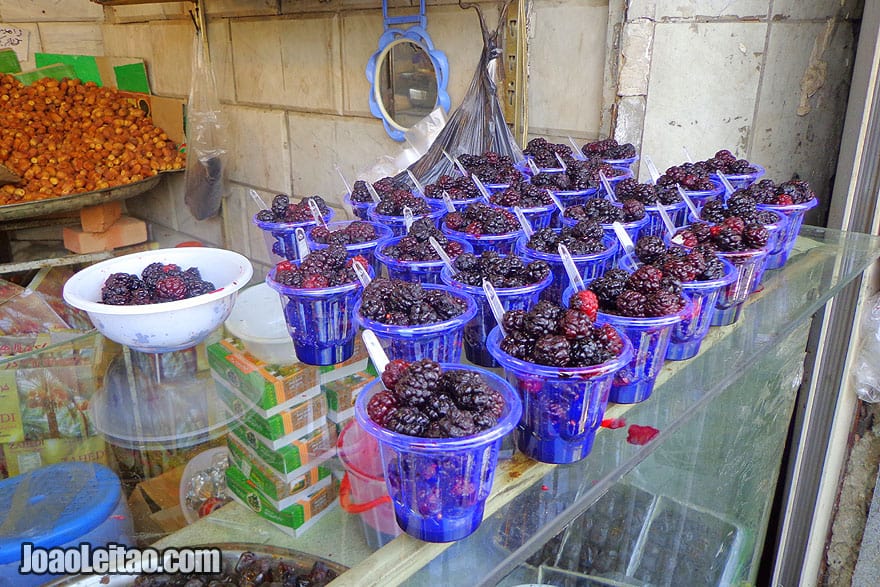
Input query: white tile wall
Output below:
<box><xmin>654</xmin><ymin>1</ymin><xmax>769</xmax><ymax>19</ymax></box>
<box><xmin>225</xmin><ymin>105</ymin><xmax>292</xmax><ymax>193</ymax></box>
<box><xmin>0</xmin><ymin>0</ymin><xmax>103</xmax><ymax>22</ymax></box>
<box><xmin>37</xmin><ymin>22</ymin><xmax>103</xmax><ymax>55</ymax></box>
<box><xmin>618</xmin><ymin>20</ymin><xmax>653</xmax><ymax>97</ymax></box>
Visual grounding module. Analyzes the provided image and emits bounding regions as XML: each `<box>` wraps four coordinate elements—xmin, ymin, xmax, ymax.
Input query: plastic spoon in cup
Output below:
<box><xmin>482</xmin><ymin>279</ymin><xmax>507</xmax><ymax>338</ymax></box>
<box><xmin>334</xmin><ymin>164</ymin><xmax>353</xmax><ymax>194</ymax></box>
<box><xmin>599</xmin><ymin>171</ymin><xmax>617</xmax><ymax>202</ymax></box>
<box><xmin>643</xmin><ymin>155</ymin><xmax>661</xmax><ymax>184</ymax></box>
<box><xmin>558</xmin><ymin>244</ymin><xmax>586</xmax><ymax>292</ymax></box>
<box><xmin>362</xmin><ymin>330</ymin><xmax>389</xmax><ymax>378</ymax></box>
<box><xmin>428</xmin><ymin>236</ymin><xmax>455</xmax><ymax>272</ymax></box>
<box><xmin>351</xmin><ymin>258</ymin><xmax>372</xmax><ymax>287</ymax></box>
<box><xmin>676</xmin><ymin>185</ymin><xmax>701</xmax><ymax>219</ymax></box>
<box><xmin>248</xmin><ymin>188</ymin><xmax>268</xmax><ymax>211</ymax></box>
<box><xmin>682</xmin><ymin>146</ymin><xmax>695</xmax><ymax>163</ymax></box>
<box><xmin>656</xmin><ymin>204</ymin><xmax>677</xmax><ymax>238</ymax></box>
<box><xmin>407</xmin><ymin>170</ymin><xmax>425</xmax><ymax>197</ymax></box>
<box><xmin>403</xmin><ymin>206</ymin><xmax>415</xmax><ymax>232</ymax></box>
<box><xmin>526</xmin><ymin>157</ymin><xmax>541</xmax><ymax>176</ymax></box>
<box><xmin>547</xmin><ymin>189</ymin><xmax>565</xmax><ymax>213</ymax></box>
<box><xmin>295</xmin><ymin>227</ymin><xmax>310</xmax><ymax>260</ymax></box>
<box><xmin>514</xmin><ymin>206</ymin><xmax>533</xmax><ymax>238</ymax></box>
<box><xmin>441</xmin><ymin>191</ymin><xmax>457</xmax><ymax>213</ymax></box>
<box><xmin>307</xmin><ymin>198</ymin><xmax>328</xmax><ymax>229</ymax></box>
<box><xmin>611</xmin><ymin>221</ymin><xmax>637</xmax><ymax>266</ymax></box>
<box><xmin>568</xmin><ymin>136</ymin><xmax>587</xmax><ymax>160</ymax></box>
<box><xmin>472</xmin><ymin>174</ymin><xmax>492</xmax><ymax>202</ymax></box>
<box><xmin>365</xmin><ymin>181</ymin><xmax>382</xmax><ymax>204</ymax></box>
<box><xmin>717</xmin><ymin>173</ymin><xmax>736</xmax><ymax>203</ymax></box>
<box><xmin>554</xmin><ymin>152</ymin><xmax>568</xmax><ymax>170</ymax></box>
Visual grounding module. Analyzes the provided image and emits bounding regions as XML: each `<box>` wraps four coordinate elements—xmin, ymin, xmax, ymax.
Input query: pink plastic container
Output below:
<box><xmin>337</xmin><ymin>420</ymin><xmax>402</xmax><ymax>548</ymax></box>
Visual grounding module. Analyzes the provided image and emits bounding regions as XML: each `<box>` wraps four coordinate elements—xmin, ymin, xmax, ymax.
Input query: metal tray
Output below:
<box><xmin>0</xmin><ymin>172</ymin><xmax>172</xmax><ymax>222</ymax></box>
<box><xmin>44</xmin><ymin>542</ymin><xmax>349</xmax><ymax>586</ymax></box>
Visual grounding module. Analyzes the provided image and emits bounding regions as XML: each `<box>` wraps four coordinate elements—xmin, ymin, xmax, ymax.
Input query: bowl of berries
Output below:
<box><xmin>457</xmin><ymin>151</ymin><xmax>526</xmax><ymax>191</ymax></box>
<box><xmin>581</xmin><ymin>138</ymin><xmax>639</xmax><ymax>169</ymax></box>
<box><xmin>704</xmin><ymin>149</ymin><xmax>766</xmax><ymax>190</ymax></box>
<box><xmin>523</xmin><ymin>137</ymin><xmax>578</xmax><ymax>173</ymax></box>
<box><xmin>655</xmin><ymin>163</ymin><xmax>725</xmax><ymax>208</ymax></box>
<box><xmin>744</xmin><ymin>179</ymin><xmax>818</xmax><ymax>269</ymax></box>
<box><xmin>374</xmin><ymin>217</ymin><xmax>472</xmax><ymax>285</ymax></box>
<box><xmin>62</xmin><ymin>247</ymin><xmax>253</xmax><ymax>354</ymax></box>
<box><xmin>253</xmin><ymin>194</ymin><xmax>335</xmax><ymax>261</ymax></box>
<box><xmin>422</xmin><ymin>174</ymin><xmax>486</xmax><ymax>212</ymax></box>
<box><xmin>306</xmin><ymin>220</ymin><xmax>393</xmax><ymax>276</ymax></box>
<box><xmin>367</xmin><ymin>189</ymin><xmax>446</xmax><ymax>237</ymax></box>
<box><xmin>561</xmin><ymin>198</ymin><xmax>649</xmax><ymax>264</ymax></box>
<box><xmin>344</xmin><ymin>177</ymin><xmax>403</xmax><ymax>220</ymax></box>
<box><xmin>613</xmin><ymin>178</ymin><xmax>688</xmax><ymax>238</ymax></box>
<box><xmin>355</xmin><ymin>358</ymin><xmax>522</xmax><ymax>542</ymax></box>
<box><xmin>489</xmin><ymin>183</ymin><xmax>560</xmax><ymax>231</ymax></box>
<box><xmin>266</xmin><ymin>245</ymin><xmax>372</xmax><ymax>366</ymax></box>
<box><xmin>487</xmin><ymin>298</ymin><xmax>633</xmax><ymax>464</ymax></box>
<box><xmin>440</xmin><ymin>202</ymin><xmax>524</xmax><ymax>255</ymax></box>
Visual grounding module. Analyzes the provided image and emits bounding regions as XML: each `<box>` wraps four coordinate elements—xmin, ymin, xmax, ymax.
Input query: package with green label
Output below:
<box><xmin>226</xmin><ymin>464</ymin><xmax>338</xmax><ymax>537</ymax></box>
<box><xmin>228</xmin><ymin>422</ymin><xmax>336</xmax><ymax>480</ymax></box>
<box><xmin>317</xmin><ymin>337</ymin><xmax>375</xmax><ymax>385</ymax></box>
<box><xmin>217</xmin><ymin>382</ymin><xmax>327</xmax><ymax>444</ymax></box>
<box><xmin>322</xmin><ymin>370</ymin><xmax>374</xmax><ymax>423</ymax></box>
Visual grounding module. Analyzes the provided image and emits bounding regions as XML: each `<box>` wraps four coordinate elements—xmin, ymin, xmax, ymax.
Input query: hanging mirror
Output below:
<box><xmin>366</xmin><ymin>0</ymin><xmax>450</xmax><ymax>141</ymax></box>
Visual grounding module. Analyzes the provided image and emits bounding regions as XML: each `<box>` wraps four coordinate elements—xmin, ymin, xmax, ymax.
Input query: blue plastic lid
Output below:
<box><xmin>0</xmin><ymin>463</ymin><xmax>122</xmax><ymax>565</ymax></box>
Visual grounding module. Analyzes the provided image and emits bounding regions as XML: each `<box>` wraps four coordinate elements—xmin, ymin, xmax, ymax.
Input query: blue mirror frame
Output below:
<box><xmin>366</xmin><ymin>0</ymin><xmax>450</xmax><ymax>141</ymax></box>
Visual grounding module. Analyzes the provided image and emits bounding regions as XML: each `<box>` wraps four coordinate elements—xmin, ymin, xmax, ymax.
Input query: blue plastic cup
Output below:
<box><xmin>266</xmin><ymin>263</ymin><xmax>367</xmax><ymax>366</ymax></box>
<box><xmin>306</xmin><ymin>221</ymin><xmax>393</xmax><ymax>276</ymax></box>
<box><xmin>604</xmin><ymin>155</ymin><xmax>639</xmax><ymax>170</ymax></box>
<box><xmin>367</xmin><ymin>200</ymin><xmax>447</xmax><ymax>237</ymax></box>
<box><xmin>253</xmin><ymin>209</ymin><xmax>335</xmax><ymax>262</ymax></box>
<box><xmin>563</xmin><ymin>286</ymin><xmax>693</xmax><ymax>404</ymax></box>
<box><xmin>757</xmin><ymin>198</ymin><xmax>818</xmax><ymax>269</ymax></box>
<box><xmin>711</xmin><ymin>164</ymin><xmax>765</xmax><ymax>191</ymax></box>
<box><xmin>487</xmin><ymin>326</ymin><xmax>634</xmax><ymax>464</ymax></box>
<box><xmin>710</xmin><ymin>248</ymin><xmax>770</xmax><ymax>326</ymax></box>
<box><xmin>560</xmin><ymin>210</ymin><xmax>650</xmax><ymax>267</ymax></box>
<box><xmin>424</xmin><ymin>194</ymin><xmax>483</xmax><ymax>212</ymax></box>
<box><xmin>499</xmin><ymin>202</ymin><xmax>558</xmax><ymax>231</ymax></box>
<box><xmin>642</xmin><ymin>201</ymin><xmax>688</xmax><ymax>237</ymax></box>
<box><xmin>354</xmin><ymin>365</ymin><xmax>521</xmax><ymax>542</ymax></box>
<box><xmin>354</xmin><ymin>284</ymin><xmax>478</xmax><ymax>362</ymax></box>
<box><xmin>518</xmin><ymin>232</ymin><xmax>618</xmax><ymax>304</ymax></box>
<box><xmin>681</xmin><ymin>179</ymin><xmax>725</xmax><ymax>209</ymax></box>
<box><xmin>374</xmin><ymin>236</ymin><xmax>474</xmax><ymax>284</ymax></box>
<box><xmin>440</xmin><ymin>266</ymin><xmax>553</xmax><ymax>367</ymax></box>
<box><xmin>597</xmin><ymin>168</ymin><xmax>635</xmax><ymax>198</ymax></box>
<box><xmin>552</xmin><ymin>186</ymin><xmax>600</xmax><ymax>209</ymax></box>
<box><xmin>344</xmin><ymin>192</ymin><xmax>373</xmax><ymax>221</ymax></box>
<box><xmin>440</xmin><ymin>222</ymin><xmax>523</xmax><ymax>256</ymax></box>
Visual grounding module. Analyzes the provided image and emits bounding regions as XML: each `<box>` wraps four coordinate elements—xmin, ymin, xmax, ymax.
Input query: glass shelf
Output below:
<box><xmin>151</xmin><ymin>226</ymin><xmax>880</xmax><ymax>586</ymax></box>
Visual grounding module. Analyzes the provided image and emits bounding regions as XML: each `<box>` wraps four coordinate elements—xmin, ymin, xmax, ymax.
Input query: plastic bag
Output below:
<box><xmin>401</xmin><ymin>0</ymin><xmax>522</xmax><ymax>187</ymax></box>
<box><xmin>852</xmin><ymin>292</ymin><xmax>880</xmax><ymax>403</ymax></box>
<box><xmin>183</xmin><ymin>27</ymin><xmax>226</xmax><ymax>220</ymax></box>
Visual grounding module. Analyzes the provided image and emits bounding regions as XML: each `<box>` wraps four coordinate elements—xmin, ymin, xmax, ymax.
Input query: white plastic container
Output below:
<box><xmin>0</xmin><ymin>463</ymin><xmax>134</xmax><ymax>586</ymax></box>
<box><xmin>224</xmin><ymin>283</ymin><xmax>297</xmax><ymax>365</ymax></box>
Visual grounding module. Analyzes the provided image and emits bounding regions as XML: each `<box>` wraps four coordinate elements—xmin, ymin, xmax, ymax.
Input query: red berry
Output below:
<box><xmin>348</xmin><ymin>255</ymin><xmax>369</xmax><ymax>270</ymax></box>
<box><xmin>598</xmin><ymin>323</ymin><xmax>624</xmax><ymax>355</ymax></box>
<box><xmin>777</xmin><ymin>194</ymin><xmax>794</xmax><ymax>206</ymax></box>
<box><xmin>570</xmin><ymin>290</ymin><xmax>599</xmax><ymax>321</ymax></box>
<box><xmin>302</xmin><ymin>274</ymin><xmax>329</xmax><ymax>288</ymax></box>
<box><xmin>277</xmin><ymin>260</ymin><xmax>293</xmax><ymax>272</ymax></box>
<box><xmin>709</xmin><ymin>225</ymin><xmax>723</xmax><ymax>237</ymax></box>
<box><xmin>381</xmin><ymin>359</ymin><xmax>410</xmax><ymax>390</ymax></box>
<box><xmin>721</xmin><ymin>216</ymin><xmax>745</xmax><ymax>233</ymax></box>
<box><xmin>367</xmin><ymin>390</ymin><xmax>397</xmax><ymax>426</ymax></box>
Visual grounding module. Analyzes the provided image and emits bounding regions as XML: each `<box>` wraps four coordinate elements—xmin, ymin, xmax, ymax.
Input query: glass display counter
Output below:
<box><xmin>11</xmin><ymin>226</ymin><xmax>875</xmax><ymax>586</ymax></box>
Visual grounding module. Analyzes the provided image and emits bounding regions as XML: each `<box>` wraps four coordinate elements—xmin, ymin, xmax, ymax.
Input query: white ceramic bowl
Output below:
<box><xmin>224</xmin><ymin>283</ymin><xmax>297</xmax><ymax>364</ymax></box>
<box><xmin>62</xmin><ymin>247</ymin><xmax>253</xmax><ymax>353</ymax></box>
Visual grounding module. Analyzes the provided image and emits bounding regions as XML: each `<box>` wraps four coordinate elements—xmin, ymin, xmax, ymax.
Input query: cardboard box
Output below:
<box><xmin>212</xmin><ymin>367</ymin><xmax>322</xmax><ymax>420</ymax></box>
<box><xmin>226</xmin><ymin>464</ymin><xmax>338</xmax><ymax>538</ymax></box>
<box><xmin>318</xmin><ymin>337</ymin><xmax>375</xmax><ymax>384</ymax></box>
<box><xmin>1</xmin><ymin>436</ymin><xmax>107</xmax><ymax>477</ymax></box>
<box><xmin>228</xmin><ymin>423</ymin><xmax>336</xmax><ymax>481</ymax></box>
<box><xmin>323</xmin><ymin>370</ymin><xmax>373</xmax><ymax>423</ymax></box>
<box><xmin>34</xmin><ymin>53</ymin><xmax>150</xmax><ymax>93</ymax></box>
<box><xmin>208</xmin><ymin>339</ymin><xmax>320</xmax><ymax>413</ymax></box>
<box><xmin>126</xmin><ymin>464</ymin><xmax>188</xmax><ymax>540</ymax></box>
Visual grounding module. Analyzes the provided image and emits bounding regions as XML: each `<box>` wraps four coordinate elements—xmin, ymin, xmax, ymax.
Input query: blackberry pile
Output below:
<box><xmin>255</xmin><ymin>194</ymin><xmax>331</xmax><ymax>223</ymax></box>
<box><xmin>132</xmin><ymin>552</ymin><xmax>337</xmax><ymax>587</ymax></box>
<box><xmin>381</xmin><ymin>218</ymin><xmax>466</xmax><ymax>262</ymax></box>
<box><xmin>700</xmin><ymin>149</ymin><xmax>758</xmax><ymax>175</ymax></box>
<box><xmin>490</xmin><ymin>182</ymin><xmax>554</xmax><ymax>208</ymax></box>
<box><xmin>526</xmin><ymin>220</ymin><xmax>607</xmax><ymax>255</ymax></box>
<box><xmin>458</xmin><ymin>151</ymin><xmax>522</xmax><ymax>185</ymax></box>
<box><xmin>100</xmin><ymin>263</ymin><xmax>216</xmax><ymax>305</ymax></box>
<box><xmin>563</xmin><ymin>198</ymin><xmax>646</xmax><ymax>224</ymax></box>
<box><xmin>633</xmin><ymin>235</ymin><xmax>727</xmax><ymax>281</ymax></box>
<box><xmin>673</xmin><ymin>217</ymin><xmax>770</xmax><ymax>252</ymax></box>
<box><xmin>374</xmin><ymin>188</ymin><xmax>432</xmax><ymax>216</ymax></box>
<box><xmin>530</xmin><ymin>159</ymin><xmax>623</xmax><ymax>192</ymax></box>
<box><xmin>359</xmin><ymin>278</ymin><xmax>468</xmax><ymax>326</ymax></box>
<box><xmin>309</xmin><ymin>221</ymin><xmax>378</xmax><ymax>246</ymax></box>
<box><xmin>497</xmin><ymin>298</ymin><xmax>625</xmax><ymax>368</ymax></box>
<box><xmin>423</xmin><ymin>174</ymin><xmax>481</xmax><ymax>201</ymax></box>
<box><xmin>700</xmin><ymin>193</ymin><xmax>779</xmax><ymax>225</ymax></box>
<box><xmin>656</xmin><ymin>162</ymin><xmax>716</xmax><ymax>192</ymax></box>
<box><xmin>614</xmin><ymin>178</ymin><xmax>681</xmax><ymax>206</ymax></box>
<box><xmin>581</xmin><ymin>138</ymin><xmax>637</xmax><ymax>161</ymax></box>
<box><xmin>272</xmin><ymin>245</ymin><xmax>365</xmax><ymax>288</ymax></box>
<box><xmin>451</xmin><ymin>251</ymin><xmax>551</xmax><ymax>288</ymax></box>
<box><xmin>741</xmin><ymin>178</ymin><xmax>815</xmax><ymax>206</ymax></box>
<box><xmin>523</xmin><ymin>137</ymin><xmax>576</xmax><ymax>169</ymax></box>
<box><xmin>444</xmin><ymin>202</ymin><xmax>521</xmax><ymax>235</ymax></box>
<box><xmin>588</xmin><ymin>266</ymin><xmax>686</xmax><ymax>318</ymax></box>
<box><xmin>367</xmin><ymin>359</ymin><xmax>505</xmax><ymax>438</ymax></box>
<box><xmin>349</xmin><ymin>176</ymin><xmax>401</xmax><ymax>204</ymax></box>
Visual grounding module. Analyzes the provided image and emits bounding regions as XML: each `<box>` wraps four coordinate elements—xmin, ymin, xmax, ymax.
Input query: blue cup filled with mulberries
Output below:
<box><xmin>375</xmin><ymin>218</ymin><xmax>472</xmax><ymax>284</ymax></box>
<box><xmin>441</xmin><ymin>202</ymin><xmax>524</xmax><ymax>255</ymax></box>
<box><xmin>560</xmin><ymin>198</ymin><xmax>649</xmax><ymax>265</ymax></box>
<box><xmin>367</xmin><ymin>189</ymin><xmax>446</xmax><ymax>237</ymax></box>
<box><xmin>605</xmin><ymin>178</ymin><xmax>687</xmax><ymax>238</ymax></box>
<box><xmin>581</xmin><ymin>138</ymin><xmax>640</xmax><ymax>170</ymax></box>
<box><xmin>456</xmin><ymin>151</ymin><xmax>526</xmax><ymax>192</ymax></box>
<box><xmin>355</xmin><ymin>359</ymin><xmax>522</xmax><ymax>542</ymax></box>
<box><xmin>564</xmin><ymin>266</ymin><xmax>693</xmax><ymax>404</ymax></box>
<box><xmin>344</xmin><ymin>176</ymin><xmax>402</xmax><ymax>220</ymax></box>
<box><xmin>704</xmin><ymin>149</ymin><xmax>766</xmax><ymax>191</ymax></box>
<box><xmin>671</xmin><ymin>219</ymin><xmax>770</xmax><ymax>327</ymax></box>
<box><xmin>440</xmin><ymin>251</ymin><xmax>553</xmax><ymax>367</ymax></box>
<box><xmin>654</xmin><ymin>162</ymin><xmax>725</xmax><ymax>208</ymax></box>
<box><xmin>487</xmin><ymin>297</ymin><xmax>634</xmax><ymax>464</ymax></box>
<box><xmin>530</xmin><ymin>160</ymin><xmax>625</xmax><ymax>208</ymax></box>
<box><xmin>489</xmin><ymin>182</ymin><xmax>559</xmax><ymax>231</ymax></box>
<box><xmin>266</xmin><ymin>245</ymin><xmax>371</xmax><ymax>366</ymax></box>
<box><xmin>253</xmin><ymin>194</ymin><xmax>335</xmax><ymax>262</ymax></box>
<box><xmin>517</xmin><ymin>220</ymin><xmax>618</xmax><ymax>304</ymax></box>
<box><xmin>621</xmin><ymin>235</ymin><xmax>737</xmax><ymax>360</ymax></box>
<box><xmin>522</xmin><ymin>137</ymin><xmax>579</xmax><ymax>173</ymax></box>
<box><xmin>740</xmin><ymin>179</ymin><xmax>818</xmax><ymax>269</ymax></box>
<box><xmin>354</xmin><ymin>279</ymin><xmax>477</xmax><ymax>363</ymax></box>
<box><xmin>306</xmin><ymin>220</ymin><xmax>392</xmax><ymax>276</ymax></box>
<box><xmin>422</xmin><ymin>174</ymin><xmax>485</xmax><ymax>212</ymax></box>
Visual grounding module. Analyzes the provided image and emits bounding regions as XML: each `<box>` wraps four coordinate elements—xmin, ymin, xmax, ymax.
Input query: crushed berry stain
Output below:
<box><xmin>541</xmin><ymin>485</ymin><xmax>549</xmax><ymax>491</ymax></box>
<box><xmin>627</xmin><ymin>424</ymin><xmax>659</xmax><ymax>445</ymax></box>
<box><xmin>601</xmin><ymin>417</ymin><xmax>626</xmax><ymax>429</ymax></box>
